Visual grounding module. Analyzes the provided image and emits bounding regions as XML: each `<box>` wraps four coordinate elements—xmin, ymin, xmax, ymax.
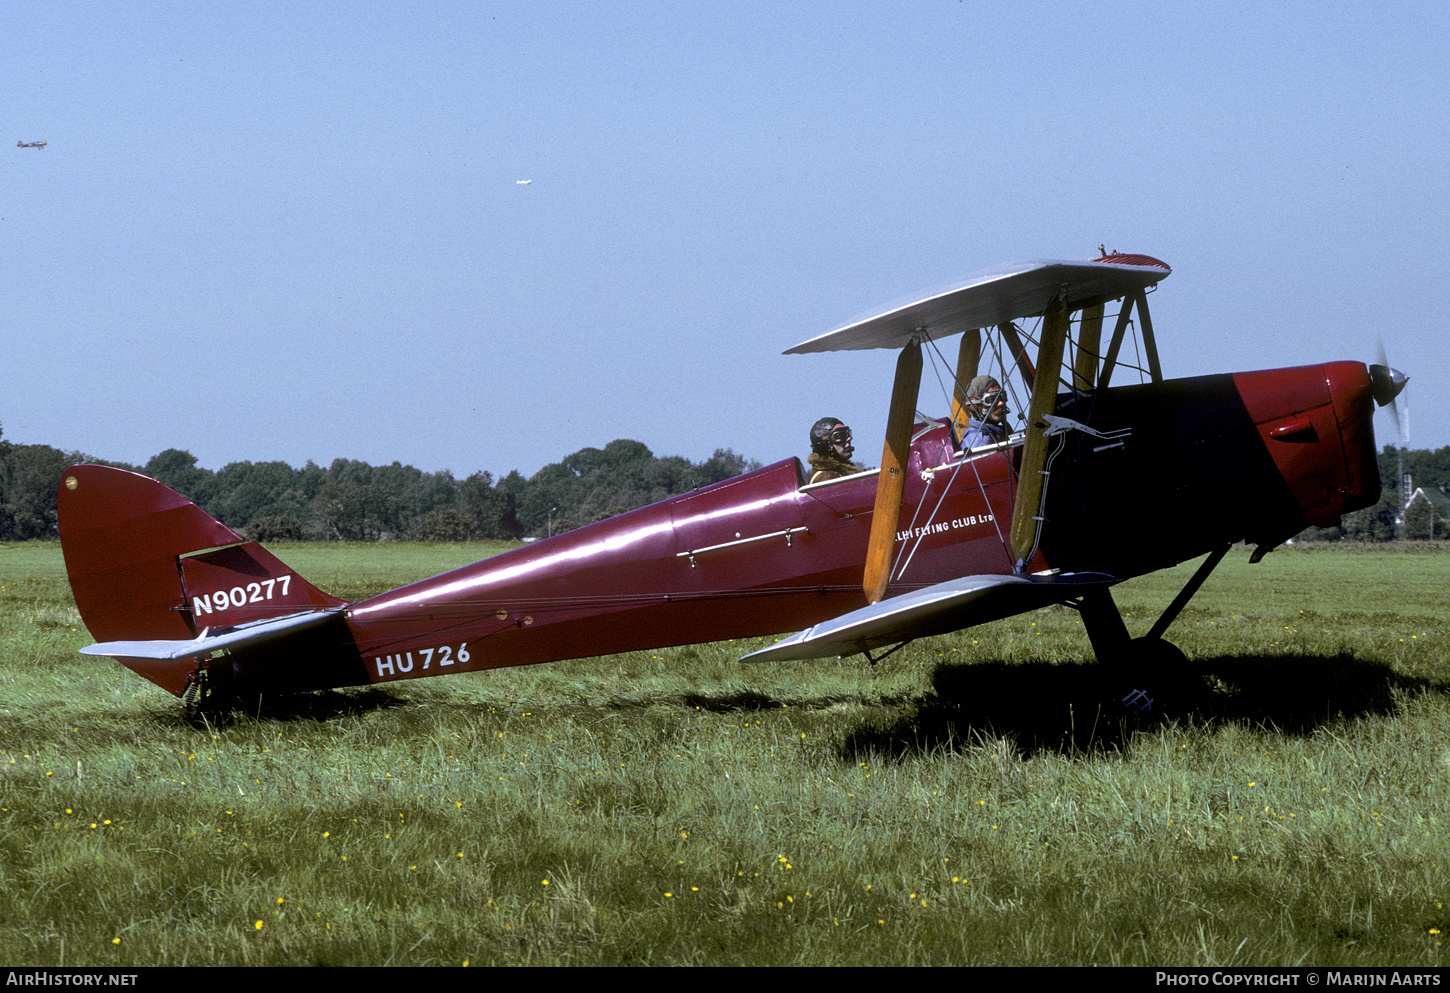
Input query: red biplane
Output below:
<box><xmin>58</xmin><ymin>253</ymin><xmax>1407</xmax><ymax>713</ymax></box>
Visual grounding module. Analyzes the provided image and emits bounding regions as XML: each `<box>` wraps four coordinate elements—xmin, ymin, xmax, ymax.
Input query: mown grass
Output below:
<box><xmin>0</xmin><ymin>541</ymin><xmax>1446</xmax><ymax>966</ymax></box>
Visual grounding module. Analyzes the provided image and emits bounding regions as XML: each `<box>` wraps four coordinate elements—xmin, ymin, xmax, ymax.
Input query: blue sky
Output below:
<box><xmin>5</xmin><ymin>1</ymin><xmax>1446</xmax><ymax>479</ymax></box>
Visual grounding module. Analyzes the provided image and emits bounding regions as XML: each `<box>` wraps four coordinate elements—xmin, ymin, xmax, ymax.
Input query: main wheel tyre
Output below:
<box><xmin>1107</xmin><ymin>637</ymin><xmax>1190</xmax><ymax>714</ymax></box>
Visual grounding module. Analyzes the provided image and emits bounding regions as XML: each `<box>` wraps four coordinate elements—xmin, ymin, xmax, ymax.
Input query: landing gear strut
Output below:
<box><xmin>181</xmin><ymin>656</ymin><xmax>251</xmax><ymax>721</ymax></box>
<box><xmin>181</xmin><ymin>662</ymin><xmax>215</xmax><ymax>722</ymax></box>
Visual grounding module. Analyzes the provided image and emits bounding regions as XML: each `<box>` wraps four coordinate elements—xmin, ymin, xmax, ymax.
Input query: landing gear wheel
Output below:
<box><xmin>1106</xmin><ymin>637</ymin><xmax>1189</xmax><ymax>715</ymax></box>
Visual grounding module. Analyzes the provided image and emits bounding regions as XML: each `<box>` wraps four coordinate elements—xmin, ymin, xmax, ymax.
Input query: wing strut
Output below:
<box><xmin>1097</xmin><ymin>290</ymin><xmax>1162</xmax><ymax>389</ymax></box>
<box><xmin>1132</xmin><ymin>289</ymin><xmax>1163</xmax><ymax>382</ymax></box>
<box><xmin>947</xmin><ymin>329</ymin><xmax>981</xmax><ymax>443</ymax></box>
<box><xmin>1073</xmin><ymin>303</ymin><xmax>1104</xmax><ymax>390</ymax></box>
<box><xmin>1008</xmin><ymin>294</ymin><xmax>1070</xmax><ymax>570</ymax></box>
<box><xmin>863</xmin><ymin>337</ymin><xmax>922</xmax><ymax>604</ymax></box>
<box><xmin>1098</xmin><ymin>297</ymin><xmax>1135</xmax><ymax>389</ymax></box>
<box><xmin>999</xmin><ymin>321</ymin><xmax>1036</xmax><ymax>390</ymax></box>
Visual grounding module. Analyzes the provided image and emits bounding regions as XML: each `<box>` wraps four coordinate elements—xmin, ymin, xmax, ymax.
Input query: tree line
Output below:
<box><xmin>0</xmin><ymin>424</ymin><xmax>760</xmax><ymax>542</ymax></box>
<box><xmin>4</xmin><ymin>422</ymin><xmax>1445</xmax><ymax>543</ymax></box>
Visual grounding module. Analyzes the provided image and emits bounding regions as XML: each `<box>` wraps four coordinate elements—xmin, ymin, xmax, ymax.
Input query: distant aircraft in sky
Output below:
<box><xmin>17</xmin><ymin>140</ymin><xmax>47</xmax><ymax>149</ymax></box>
<box><xmin>516</xmin><ymin>179</ymin><xmax>532</xmax><ymax>185</ymax></box>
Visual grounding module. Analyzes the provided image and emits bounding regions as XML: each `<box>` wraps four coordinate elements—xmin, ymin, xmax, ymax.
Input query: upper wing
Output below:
<box><xmin>786</xmin><ymin>256</ymin><xmax>1169</xmax><ymax>354</ymax></box>
<box><xmin>739</xmin><ymin>571</ymin><xmax>1117</xmax><ymax>662</ymax></box>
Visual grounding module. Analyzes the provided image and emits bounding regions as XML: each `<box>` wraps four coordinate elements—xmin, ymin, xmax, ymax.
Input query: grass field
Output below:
<box><xmin>0</xmin><ymin>540</ymin><xmax>1446</xmax><ymax>966</ymax></box>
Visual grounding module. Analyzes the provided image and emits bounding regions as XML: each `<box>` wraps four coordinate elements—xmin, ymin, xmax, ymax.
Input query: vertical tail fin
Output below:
<box><xmin>58</xmin><ymin>464</ymin><xmax>344</xmax><ymax>695</ymax></box>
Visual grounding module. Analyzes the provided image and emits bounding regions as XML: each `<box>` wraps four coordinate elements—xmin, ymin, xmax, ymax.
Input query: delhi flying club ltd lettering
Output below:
<box><xmin>896</xmin><ymin>514</ymin><xmax>994</xmax><ymax>544</ymax></box>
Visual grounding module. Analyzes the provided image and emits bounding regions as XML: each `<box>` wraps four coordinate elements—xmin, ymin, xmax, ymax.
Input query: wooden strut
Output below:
<box><xmin>998</xmin><ymin>320</ymin><xmax>1036</xmax><ymax>390</ymax></box>
<box><xmin>1097</xmin><ymin>289</ymin><xmax>1162</xmax><ymax>389</ymax></box>
<box><xmin>863</xmin><ymin>338</ymin><xmax>922</xmax><ymax>604</ymax></box>
<box><xmin>1008</xmin><ymin>294</ymin><xmax>1070</xmax><ymax>570</ymax></box>
<box><xmin>1097</xmin><ymin>295</ymin><xmax>1136</xmax><ymax>390</ymax></box>
<box><xmin>1132</xmin><ymin>288</ymin><xmax>1163</xmax><ymax>383</ymax></box>
<box><xmin>947</xmin><ymin>329</ymin><xmax>980</xmax><ymax>444</ymax></box>
<box><xmin>1074</xmin><ymin>303</ymin><xmax>1104</xmax><ymax>392</ymax></box>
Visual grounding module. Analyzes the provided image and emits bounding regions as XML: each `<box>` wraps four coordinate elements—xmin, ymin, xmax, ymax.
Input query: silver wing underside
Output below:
<box><xmin>740</xmin><ymin>572</ymin><xmax>1117</xmax><ymax>663</ymax></box>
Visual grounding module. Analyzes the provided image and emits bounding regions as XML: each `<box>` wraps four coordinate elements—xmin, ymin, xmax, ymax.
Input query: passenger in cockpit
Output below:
<box><xmin>960</xmin><ymin>376</ymin><xmax>1010</xmax><ymax>449</ymax></box>
<box><xmin>807</xmin><ymin>417</ymin><xmax>862</xmax><ymax>483</ymax></box>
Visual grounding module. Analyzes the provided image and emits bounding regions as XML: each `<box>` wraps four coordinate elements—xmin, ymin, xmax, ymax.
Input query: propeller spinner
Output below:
<box><xmin>1368</xmin><ymin>363</ymin><xmax>1408</xmax><ymax>409</ymax></box>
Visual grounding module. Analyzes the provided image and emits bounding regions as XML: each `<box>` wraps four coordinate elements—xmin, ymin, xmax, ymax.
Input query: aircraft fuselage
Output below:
<box><xmin>247</xmin><ymin>360</ymin><xmax>1381</xmax><ymax>694</ymax></box>
<box><xmin>63</xmin><ymin>360</ymin><xmax>1381</xmax><ymax>699</ymax></box>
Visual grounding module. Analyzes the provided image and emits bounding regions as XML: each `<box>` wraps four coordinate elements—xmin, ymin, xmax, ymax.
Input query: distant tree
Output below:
<box><xmin>144</xmin><ymin>449</ymin><xmax>215</xmax><ymax>505</ymax></box>
<box><xmin>495</xmin><ymin>470</ymin><xmax>531</xmax><ymax>527</ymax></box>
<box><xmin>246</xmin><ymin>512</ymin><xmax>315</xmax><ymax>542</ymax></box>
<box><xmin>515</xmin><ymin>459</ymin><xmax>583</xmax><ymax>535</ymax></box>
<box><xmin>458</xmin><ymin>471</ymin><xmax>519</xmax><ymax>539</ymax></box>
<box><xmin>1405</xmin><ymin>445</ymin><xmax>1450</xmax><ymax>497</ymax></box>
<box><xmin>313</xmin><ymin>459</ymin><xmax>377</xmax><ymax>540</ymax></box>
<box><xmin>370</xmin><ymin>461</ymin><xmax>423</xmax><ymax>538</ymax></box>
<box><xmin>0</xmin><ymin>431</ymin><xmax>78</xmax><ymax>539</ymax></box>
<box><xmin>509</xmin><ymin>438</ymin><xmax>760</xmax><ymax>536</ymax></box>
<box><xmin>1340</xmin><ymin>490</ymin><xmax>1398</xmax><ymax>542</ymax></box>
<box><xmin>405</xmin><ymin>470</ymin><xmax>463</xmax><ymax>524</ymax></box>
<box><xmin>698</xmin><ymin>448</ymin><xmax>762</xmax><ymax>485</ymax></box>
<box><xmin>406</xmin><ymin>508</ymin><xmax>482</xmax><ymax>542</ymax></box>
<box><xmin>209</xmin><ymin>461</ymin><xmax>311</xmax><ymax>528</ymax></box>
<box><xmin>649</xmin><ymin>454</ymin><xmax>695</xmax><ymax>496</ymax></box>
<box><xmin>295</xmin><ymin>460</ymin><xmax>327</xmax><ymax>503</ymax></box>
<box><xmin>2</xmin><ymin>427</ymin><xmax>761</xmax><ymax>544</ymax></box>
<box><xmin>1295</xmin><ymin>522</ymin><xmax>1344</xmax><ymax>542</ymax></box>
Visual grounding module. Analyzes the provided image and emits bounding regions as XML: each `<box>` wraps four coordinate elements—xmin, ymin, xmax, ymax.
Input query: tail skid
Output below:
<box><xmin>58</xmin><ymin>464</ymin><xmax>346</xmax><ymax>696</ymax></box>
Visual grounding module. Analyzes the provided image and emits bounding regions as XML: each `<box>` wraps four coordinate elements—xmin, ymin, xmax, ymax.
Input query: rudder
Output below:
<box><xmin>58</xmin><ymin>465</ymin><xmax>345</xmax><ymax>693</ymax></box>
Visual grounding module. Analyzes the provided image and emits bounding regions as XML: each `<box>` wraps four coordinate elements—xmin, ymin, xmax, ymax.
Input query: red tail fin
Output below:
<box><xmin>58</xmin><ymin>465</ymin><xmax>344</xmax><ymax>691</ymax></box>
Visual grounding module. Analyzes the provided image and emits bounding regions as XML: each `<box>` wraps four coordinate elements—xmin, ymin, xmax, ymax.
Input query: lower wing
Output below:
<box><xmin>740</xmin><ymin>571</ymin><xmax>1116</xmax><ymax>662</ymax></box>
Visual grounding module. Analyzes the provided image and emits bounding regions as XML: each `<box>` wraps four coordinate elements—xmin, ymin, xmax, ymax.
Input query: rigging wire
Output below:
<box><xmin>881</xmin><ymin>292</ymin><xmax>1154</xmax><ymax>588</ymax></box>
<box><xmin>883</xmin><ymin>295</ymin><xmax>1157</xmax><ymax>585</ymax></box>
<box><xmin>889</xmin><ymin>333</ymin><xmax>1018</xmax><ymax>579</ymax></box>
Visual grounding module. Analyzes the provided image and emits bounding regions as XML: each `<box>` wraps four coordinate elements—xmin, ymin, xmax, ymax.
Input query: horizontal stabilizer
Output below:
<box><xmin>81</xmin><ymin>607</ymin><xmax>346</xmax><ymax>661</ymax></box>
<box><xmin>740</xmin><ymin>572</ymin><xmax>1117</xmax><ymax>663</ymax></box>
<box><xmin>787</xmin><ymin>256</ymin><xmax>1169</xmax><ymax>354</ymax></box>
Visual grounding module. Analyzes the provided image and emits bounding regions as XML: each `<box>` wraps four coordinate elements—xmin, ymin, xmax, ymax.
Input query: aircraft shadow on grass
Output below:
<box><xmin>176</xmin><ymin>686</ymin><xmax>408</xmax><ymax>727</ymax></box>
<box><xmin>172</xmin><ymin>655</ymin><xmax>1443</xmax><ymax>764</ymax></box>
<box><xmin>840</xmin><ymin>654</ymin><xmax>1447</xmax><ymax>760</ymax></box>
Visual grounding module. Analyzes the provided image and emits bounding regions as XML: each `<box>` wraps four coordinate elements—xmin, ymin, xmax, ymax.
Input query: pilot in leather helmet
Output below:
<box><xmin>807</xmin><ymin>417</ymin><xmax>861</xmax><ymax>483</ymax></box>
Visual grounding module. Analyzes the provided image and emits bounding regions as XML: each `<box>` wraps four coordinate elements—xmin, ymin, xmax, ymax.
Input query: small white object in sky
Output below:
<box><xmin>516</xmin><ymin>179</ymin><xmax>532</xmax><ymax>185</ymax></box>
